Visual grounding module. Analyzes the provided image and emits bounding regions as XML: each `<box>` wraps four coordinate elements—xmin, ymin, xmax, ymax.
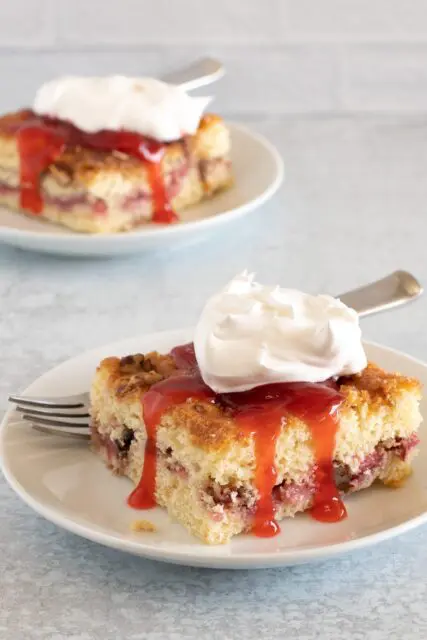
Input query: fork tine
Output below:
<box><xmin>32</xmin><ymin>425</ymin><xmax>90</xmax><ymax>440</ymax></box>
<box><xmin>22</xmin><ymin>414</ymin><xmax>90</xmax><ymax>429</ymax></box>
<box><xmin>15</xmin><ymin>406</ymin><xmax>90</xmax><ymax>419</ymax></box>
<box><xmin>9</xmin><ymin>392</ymin><xmax>89</xmax><ymax>409</ymax></box>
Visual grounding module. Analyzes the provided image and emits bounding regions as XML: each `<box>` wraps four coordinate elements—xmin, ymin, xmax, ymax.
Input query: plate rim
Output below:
<box><xmin>0</xmin><ymin>122</ymin><xmax>284</xmax><ymax>246</ymax></box>
<box><xmin>1</xmin><ymin>330</ymin><xmax>426</xmax><ymax>569</ymax></box>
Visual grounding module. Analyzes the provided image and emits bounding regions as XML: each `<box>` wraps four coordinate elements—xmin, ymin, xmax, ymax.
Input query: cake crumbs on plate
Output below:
<box><xmin>131</xmin><ymin>519</ymin><xmax>157</xmax><ymax>533</ymax></box>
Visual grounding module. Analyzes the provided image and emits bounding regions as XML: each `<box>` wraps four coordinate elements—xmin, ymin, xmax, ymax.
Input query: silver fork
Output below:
<box><xmin>8</xmin><ymin>270</ymin><xmax>423</xmax><ymax>441</ymax></box>
<box><xmin>9</xmin><ymin>392</ymin><xmax>91</xmax><ymax>440</ymax></box>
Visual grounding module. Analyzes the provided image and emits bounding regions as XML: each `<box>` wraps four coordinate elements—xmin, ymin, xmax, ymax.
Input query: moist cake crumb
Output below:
<box><xmin>0</xmin><ymin>111</ymin><xmax>233</xmax><ymax>233</ymax></box>
<box><xmin>90</xmin><ymin>350</ymin><xmax>422</xmax><ymax>544</ymax></box>
<box><xmin>130</xmin><ymin>519</ymin><xmax>157</xmax><ymax>533</ymax></box>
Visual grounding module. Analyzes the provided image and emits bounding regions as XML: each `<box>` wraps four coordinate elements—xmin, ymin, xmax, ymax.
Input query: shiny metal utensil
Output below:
<box><xmin>338</xmin><ymin>270</ymin><xmax>422</xmax><ymax>317</ymax></box>
<box><xmin>9</xmin><ymin>392</ymin><xmax>91</xmax><ymax>440</ymax></box>
<box><xmin>161</xmin><ymin>57</ymin><xmax>225</xmax><ymax>92</ymax></box>
<box><xmin>8</xmin><ymin>270</ymin><xmax>423</xmax><ymax>440</ymax></box>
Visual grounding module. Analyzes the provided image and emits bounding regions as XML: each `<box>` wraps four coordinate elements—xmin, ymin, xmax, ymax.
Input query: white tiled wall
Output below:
<box><xmin>2</xmin><ymin>0</ymin><xmax>427</xmax><ymax>115</ymax></box>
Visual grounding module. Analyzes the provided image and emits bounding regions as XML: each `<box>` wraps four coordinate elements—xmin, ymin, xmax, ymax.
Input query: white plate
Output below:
<box><xmin>1</xmin><ymin>329</ymin><xmax>426</xmax><ymax>569</ymax></box>
<box><xmin>0</xmin><ymin>123</ymin><xmax>283</xmax><ymax>257</ymax></box>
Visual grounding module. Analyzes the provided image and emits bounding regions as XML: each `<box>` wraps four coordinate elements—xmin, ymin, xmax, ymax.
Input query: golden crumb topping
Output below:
<box><xmin>98</xmin><ymin>352</ymin><xmax>177</xmax><ymax>398</ymax></box>
<box><xmin>339</xmin><ymin>362</ymin><xmax>421</xmax><ymax>409</ymax></box>
<box><xmin>0</xmin><ymin>111</ymin><xmax>227</xmax><ymax>188</ymax></box>
<box><xmin>168</xmin><ymin>401</ymin><xmax>240</xmax><ymax>449</ymax></box>
<box><xmin>0</xmin><ymin>109</ymin><xmax>33</xmax><ymax>137</ymax></box>
<box><xmin>94</xmin><ymin>355</ymin><xmax>422</xmax><ymax>451</ymax></box>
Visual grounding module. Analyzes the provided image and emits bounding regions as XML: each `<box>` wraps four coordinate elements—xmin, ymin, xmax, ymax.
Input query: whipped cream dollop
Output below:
<box><xmin>33</xmin><ymin>76</ymin><xmax>210</xmax><ymax>142</ymax></box>
<box><xmin>194</xmin><ymin>272</ymin><xmax>367</xmax><ymax>393</ymax></box>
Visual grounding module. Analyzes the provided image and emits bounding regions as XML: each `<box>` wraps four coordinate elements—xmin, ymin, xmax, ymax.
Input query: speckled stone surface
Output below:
<box><xmin>2</xmin><ymin>117</ymin><xmax>427</xmax><ymax>639</ymax></box>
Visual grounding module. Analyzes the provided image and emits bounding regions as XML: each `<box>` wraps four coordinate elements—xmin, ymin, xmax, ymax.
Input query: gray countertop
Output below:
<box><xmin>1</xmin><ymin>116</ymin><xmax>427</xmax><ymax>639</ymax></box>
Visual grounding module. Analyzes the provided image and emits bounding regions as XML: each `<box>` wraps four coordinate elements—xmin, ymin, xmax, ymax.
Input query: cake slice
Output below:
<box><xmin>90</xmin><ymin>344</ymin><xmax>422</xmax><ymax>545</ymax></box>
<box><xmin>0</xmin><ymin>111</ymin><xmax>232</xmax><ymax>233</ymax></box>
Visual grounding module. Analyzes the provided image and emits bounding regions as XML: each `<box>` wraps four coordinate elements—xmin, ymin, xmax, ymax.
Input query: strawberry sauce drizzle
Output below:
<box><xmin>127</xmin><ymin>373</ymin><xmax>214</xmax><ymax>509</ymax></box>
<box><xmin>8</xmin><ymin>110</ymin><xmax>178</xmax><ymax>223</ymax></box>
<box><xmin>128</xmin><ymin>343</ymin><xmax>347</xmax><ymax>535</ymax></box>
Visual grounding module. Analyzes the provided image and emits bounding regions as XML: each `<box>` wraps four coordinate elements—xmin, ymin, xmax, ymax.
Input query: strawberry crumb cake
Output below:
<box><xmin>0</xmin><ymin>76</ymin><xmax>232</xmax><ymax>232</ymax></box>
<box><xmin>90</xmin><ymin>273</ymin><xmax>422</xmax><ymax>544</ymax></box>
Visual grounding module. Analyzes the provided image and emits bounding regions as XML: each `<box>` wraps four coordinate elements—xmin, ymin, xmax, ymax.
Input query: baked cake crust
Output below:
<box><xmin>92</xmin><ymin>354</ymin><xmax>421</xmax><ymax>449</ymax></box>
<box><xmin>0</xmin><ymin>112</ymin><xmax>233</xmax><ymax>233</ymax></box>
<box><xmin>90</xmin><ymin>350</ymin><xmax>422</xmax><ymax>544</ymax></box>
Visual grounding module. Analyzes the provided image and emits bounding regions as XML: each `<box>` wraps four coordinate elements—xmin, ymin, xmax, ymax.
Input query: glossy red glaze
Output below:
<box><xmin>170</xmin><ymin>342</ymin><xmax>198</xmax><ymax>370</ymax></box>
<box><xmin>127</xmin><ymin>370</ymin><xmax>214</xmax><ymax>509</ymax></box>
<box><xmin>13</xmin><ymin>111</ymin><xmax>178</xmax><ymax>223</ymax></box>
<box><xmin>128</xmin><ymin>342</ymin><xmax>347</xmax><ymax>534</ymax></box>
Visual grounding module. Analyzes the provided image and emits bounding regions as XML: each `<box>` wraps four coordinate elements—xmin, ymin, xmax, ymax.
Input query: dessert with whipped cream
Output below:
<box><xmin>90</xmin><ymin>273</ymin><xmax>422</xmax><ymax>544</ymax></box>
<box><xmin>0</xmin><ymin>76</ymin><xmax>232</xmax><ymax>232</ymax></box>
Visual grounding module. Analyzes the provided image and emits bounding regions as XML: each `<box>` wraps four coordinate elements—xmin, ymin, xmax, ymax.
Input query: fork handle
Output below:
<box><xmin>160</xmin><ymin>57</ymin><xmax>225</xmax><ymax>92</ymax></box>
<box><xmin>338</xmin><ymin>270</ymin><xmax>422</xmax><ymax>317</ymax></box>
